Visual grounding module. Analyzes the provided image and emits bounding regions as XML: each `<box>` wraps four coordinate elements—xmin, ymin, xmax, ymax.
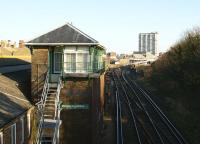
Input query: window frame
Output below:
<box><xmin>11</xmin><ymin>124</ymin><xmax>16</xmax><ymax>144</ymax></box>
<box><xmin>0</xmin><ymin>132</ymin><xmax>3</xmax><ymax>144</ymax></box>
<box><xmin>53</xmin><ymin>51</ymin><xmax>62</xmax><ymax>73</ymax></box>
<box><xmin>20</xmin><ymin>117</ymin><xmax>24</xmax><ymax>143</ymax></box>
<box><xmin>64</xmin><ymin>48</ymin><xmax>89</xmax><ymax>73</ymax></box>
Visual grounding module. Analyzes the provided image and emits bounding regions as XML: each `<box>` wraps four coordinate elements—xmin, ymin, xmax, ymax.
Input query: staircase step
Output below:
<box><xmin>41</xmin><ymin>136</ymin><xmax>53</xmax><ymax>142</ymax></box>
<box><xmin>44</xmin><ymin>114</ymin><xmax>54</xmax><ymax>117</ymax></box>
<box><xmin>44</xmin><ymin>107</ymin><xmax>55</xmax><ymax>110</ymax></box>
<box><xmin>44</xmin><ymin>111</ymin><xmax>55</xmax><ymax>114</ymax></box>
<box><xmin>47</xmin><ymin>95</ymin><xmax>56</xmax><ymax>98</ymax></box>
<box><xmin>49</xmin><ymin>83</ymin><xmax>58</xmax><ymax>88</ymax></box>
<box><xmin>44</xmin><ymin>107</ymin><xmax>55</xmax><ymax>111</ymax></box>
<box><xmin>49</xmin><ymin>88</ymin><xmax>57</xmax><ymax>91</ymax></box>
<box><xmin>46</xmin><ymin>100</ymin><xmax>55</xmax><ymax>103</ymax></box>
<box><xmin>48</xmin><ymin>92</ymin><xmax>57</xmax><ymax>95</ymax></box>
<box><xmin>46</xmin><ymin>99</ymin><xmax>56</xmax><ymax>102</ymax></box>
<box><xmin>45</xmin><ymin>103</ymin><xmax>55</xmax><ymax>107</ymax></box>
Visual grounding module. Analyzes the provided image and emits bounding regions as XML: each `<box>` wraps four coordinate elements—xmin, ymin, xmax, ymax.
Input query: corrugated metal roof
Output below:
<box><xmin>26</xmin><ymin>23</ymin><xmax>98</xmax><ymax>44</ymax></box>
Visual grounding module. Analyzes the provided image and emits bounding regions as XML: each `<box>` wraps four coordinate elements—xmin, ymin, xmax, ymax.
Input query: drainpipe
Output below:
<box><xmin>27</xmin><ymin>107</ymin><xmax>34</xmax><ymax>137</ymax></box>
<box><xmin>62</xmin><ymin>48</ymin><xmax>64</xmax><ymax>78</ymax></box>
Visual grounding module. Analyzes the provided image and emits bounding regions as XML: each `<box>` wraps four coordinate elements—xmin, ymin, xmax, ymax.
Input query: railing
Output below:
<box><xmin>52</xmin><ymin>76</ymin><xmax>62</xmax><ymax>144</ymax></box>
<box><xmin>63</xmin><ymin>62</ymin><xmax>104</xmax><ymax>73</ymax></box>
<box><xmin>52</xmin><ymin>102</ymin><xmax>61</xmax><ymax>144</ymax></box>
<box><xmin>36</xmin><ymin>71</ymin><xmax>49</xmax><ymax>144</ymax></box>
<box><xmin>54</xmin><ymin>76</ymin><xmax>62</xmax><ymax>119</ymax></box>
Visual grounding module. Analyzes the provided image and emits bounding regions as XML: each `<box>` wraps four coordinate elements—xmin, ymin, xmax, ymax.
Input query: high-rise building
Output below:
<box><xmin>139</xmin><ymin>32</ymin><xmax>158</xmax><ymax>56</ymax></box>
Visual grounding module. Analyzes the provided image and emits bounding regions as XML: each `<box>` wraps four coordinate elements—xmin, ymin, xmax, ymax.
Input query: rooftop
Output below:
<box><xmin>0</xmin><ymin>70</ymin><xmax>32</xmax><ymax>128</ymax></box>
<box><xmin>26</xmin><ymin>23</ymin><xmax>99</xmax><ymax>45</ymax></box>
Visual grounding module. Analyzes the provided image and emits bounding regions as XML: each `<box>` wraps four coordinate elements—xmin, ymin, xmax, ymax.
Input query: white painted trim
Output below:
<box><xmin>27</xmin><ymin>114</ymin><xmax>30</xmax><ymax>137</ymax></box>
<box><xmin>0</xmin><ymin>132</ymin><xmax>3</xmax><ymax>144</ymax></box>
<box><xmin>25</xmin><ymin>22</ymin><xmax>98</xmax><ymax>43</ymax></box>
<box><xmin>11</xmin><ymin>124</ymin><xmax>16</xmax><ymax>144</ymax></box>
<box><xmin>25</xmin><ymin>43</ymin><xmax>99</xmax><ymax>46</ymax></box>
<box><xmin>63</xmin><ymin>48</ymin><xmax>90</xmax><ymax>73</ymax></box>
<box><xmin>64</xmin><ymin>52</ymin><xmax>76</xmax><ymax>73</ymax></box>
<box><xmin>66</xmin><ymin>23</ymin><xmax>98</xmax><ymax>43</ymax></box>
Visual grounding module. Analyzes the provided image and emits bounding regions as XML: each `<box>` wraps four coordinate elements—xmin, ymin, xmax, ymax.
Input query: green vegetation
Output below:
<box><xmin>137</xmin><ymin>28</ymin><xmax>200</xmax><ymax>144</ymax></box>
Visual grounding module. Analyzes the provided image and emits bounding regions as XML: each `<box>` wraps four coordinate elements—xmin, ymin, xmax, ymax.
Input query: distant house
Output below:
<box><xmin>107</xmin><ymin>52</ymin><xmax>117</xmax><ymax>59</ymax></box>
<box><xmin>25</xmin><ymin>23</ymin><xmax>106</xmax><ymax>143</ymax></box>
<box><xmin>129</xmin><ymin>52</ymin><xmax>157</xmax><ymax>65</ymax></box>
<box><xmin>0</xmin><ymin>73</ymin><xmax>33</xmax><ymax>144</ymax></box>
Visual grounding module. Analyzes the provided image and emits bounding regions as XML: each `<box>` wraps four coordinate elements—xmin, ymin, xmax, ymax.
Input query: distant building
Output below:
<box><xmin>129</xmin><ymin>52</ymin><xmax>157</xmax><ymax>65</ymax></box>
<box><xmin>0</xmin><ymin>40</ymin><xmax>16</xmax><ymax>48</ymax></box>
<box><xmin>107</xmin><ymin>52</ymin><xmax>117</xmax><ymax>64</ymax></box>
<box><xmin>107</xmin><ymin>52</ymin><xmax>117</xmax><ymax>59</ymax></box>
<box><xmin>139</xmin><ymin>32</ymin><xmax>158</xmax><ymax>56</ymax></box>
<box><xmin>19</xmin><ymin>40</ymin><xmax>25</xmax><ymax>48</ymax></box>
<box><xmin>119</xmin><ymin>54</ymin><xmax>129</xmax><ymax>59</ymax></box>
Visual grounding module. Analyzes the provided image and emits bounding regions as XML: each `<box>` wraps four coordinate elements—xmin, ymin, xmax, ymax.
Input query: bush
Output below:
<box><xmin>151</xmin><ymin>28</ymin><xmax>200</xmax><ymax>93</ymax></box>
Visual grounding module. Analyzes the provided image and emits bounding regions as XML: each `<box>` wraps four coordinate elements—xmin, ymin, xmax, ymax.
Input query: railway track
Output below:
<box><xmin>111</xmin><ymin>67</ymin><xmax>188</xmax><ymax>144</ymax></box>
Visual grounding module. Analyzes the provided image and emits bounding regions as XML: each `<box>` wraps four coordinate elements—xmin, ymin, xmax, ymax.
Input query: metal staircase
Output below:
<box><xmin>36</xmin><ymin>72</ymin><xmax>62</xmax><ymax>144</ymax></box>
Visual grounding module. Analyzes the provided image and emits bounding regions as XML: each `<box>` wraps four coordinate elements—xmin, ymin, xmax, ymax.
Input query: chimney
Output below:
<box><xmin>19</xmin><ymin>40</ymin><xmax>25</xmax><ymax>48</ymax></box>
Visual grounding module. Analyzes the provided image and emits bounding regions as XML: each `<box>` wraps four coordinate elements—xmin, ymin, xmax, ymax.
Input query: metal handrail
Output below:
<box><xmin>63</xmin><ymin>62</ymin><xmax>104</xmax><ymax>73</ymax></box>
<box><xmin>54</xmin><ymin>77</ymin><xmax>62</xmax><ymax>119</ymax></box>
<box><xmin>52</xmin><ymin>103</ymin><xmax>61</xmax><ymax>144</ymax></box>
<box><xmin>52</xmin><ymin>76</ymin><xmax>62</xmax><ymax>144</ymax></box>
<box><xmin>35</xmin><ymin>71</ymin><xmax>49</xmax><ymax>106</ymax></box>
<box><xmin>36</xmin><ymin>71</ymin><xmax>49</xmax><ymax>144</ymax></box>
<box><xmin>36</xmin><ymin>72</ymin><xmax>62</xmax><ymax>144</ymax></box>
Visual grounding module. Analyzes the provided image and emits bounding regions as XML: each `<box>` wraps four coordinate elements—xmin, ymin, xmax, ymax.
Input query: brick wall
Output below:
<box><xmin>31</xmin><ymin>47</ymin><xmax>48</xmax><ymax>102</ymax></box>
<box><xmin>59</xmin><ymin>76</ymin><xmax>105</xmax><ymax>144</ymax></box>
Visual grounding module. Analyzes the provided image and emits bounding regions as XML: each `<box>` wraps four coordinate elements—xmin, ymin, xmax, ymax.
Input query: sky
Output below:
<box><xmin>0</xmin><ymin>0</ymin><xmax>200</xmax><ymax>54</ymax></box>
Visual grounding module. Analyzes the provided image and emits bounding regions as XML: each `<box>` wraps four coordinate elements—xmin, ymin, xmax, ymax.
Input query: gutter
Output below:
<box><xmin>25</xmin><ymin>43</ymin><xmax>99</xmax><ymax>46</ymax></box>
<box><xmin>25</xmin><ymin>42</ymin><xmax>106</xmax><ymax>50</ymax></box>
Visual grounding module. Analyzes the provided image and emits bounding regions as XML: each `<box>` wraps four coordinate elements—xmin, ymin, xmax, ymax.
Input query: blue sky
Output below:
<box><xmin>0</xmin><ymin>0</ymin><xmax>200</xmax><ymax>53</ymax></box>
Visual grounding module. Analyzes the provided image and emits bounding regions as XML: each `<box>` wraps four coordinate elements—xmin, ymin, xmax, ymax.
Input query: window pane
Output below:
<box><xmin>54</xmin><ymin>53</ymin><xmax>62</xmax><ymax>72</ymax></box>
<box><xmin>77</xmin><ymin>53</ymin><xmax>88</xmax><ymax>72</ymax></box>
<box><xmin>65</xmin><ymin>53</ymin><xmax>76</xmax><ymax>72</ymax></box>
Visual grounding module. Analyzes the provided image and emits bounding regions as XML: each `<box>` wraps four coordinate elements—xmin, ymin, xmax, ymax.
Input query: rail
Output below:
<box><xmin>115</xmin><ymin>90</ymin><xmax>123</xmax><ymax>144</ymax></box>
<box><xmin>121</xmin><ymin>70</ymin><xmax>165</xmax><ymax>144</ymax></box>
<box><xmin>112</xmin><ymin>70</ymin><xmax>141</xmax><ymax>144</ymax></box>
<box><xmin>112</xmin><ymin>70</ymin><xmax>143</xmax><ymax>144</ymax></box>
<box><xmin>122</xmin><ymin>68</ymin><xmax>187</xmax><ymax>144</ymax></box>
<box><xmin>127</xmin><ymin>74</ymin><xmax>188</xmax><ymax>144</ymax></box>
